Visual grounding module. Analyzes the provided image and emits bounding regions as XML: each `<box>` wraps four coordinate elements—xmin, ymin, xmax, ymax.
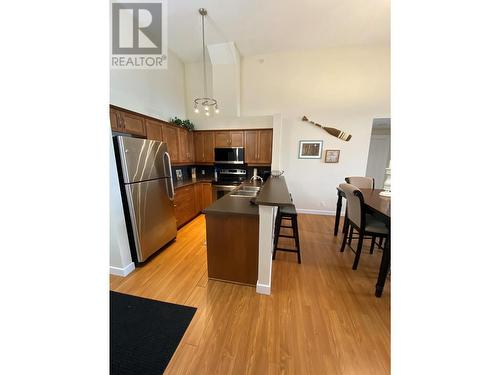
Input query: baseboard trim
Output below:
<box><xmin>110</xmin><ymin>262</ymin><xmax>135</xmax><ymax>277</ymax></box>
<box><xmin>296</xmin><ymin>209</ymin><xmax>337</xmax><ymax>216</ymax></box>
<box><xmin>256</xmin><ymin>282</ymin><xmax>271</xmax><ymax>295</ymax></box>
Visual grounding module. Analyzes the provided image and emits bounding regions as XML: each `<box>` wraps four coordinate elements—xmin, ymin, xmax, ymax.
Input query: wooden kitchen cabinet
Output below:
<box><xmin>230</xmin><ymin>131</ymin><xmax>244</xmax><ymax>147</ymax></box>
<box><xmin>145</xmin><ymin>119</ymin><xmax>163</xmax><ymax>142</ymax></box>
<box><xmin>203</xmin><ymin>132</ymin><xmax>215</xmax><ymax>162</ymax></box>
<box><xmin>244</xmin><ymin>129</ymin><xmax>273</xmax><ymax>165</ymax></box>
<box><xmin>174</xmin><ymin>185</ymin><xmax>197</xmax><ymax>228</ymax></box>
<box><xmin>109</xmin><ymin>107</ymin><xmax>146</xmax><ymax>137</ymax></box>
<box><xmin>215</xmin><ymin>131</ymin><xmax>229</xmax><ymax>147</ymax></box>
<box><xmin>201</xmin><ymin>182</ymin><xmax>213</xmax><ymax>210</ymax></box>
<box><xmin>214</xmin><ymin>131</ymin><xmax>244</xmax><ymax>147</ymax></box>
<box><xmin>162</xmin><ymin>125</ymin><xmax>180</xmax><ymax>164</ymax></box>
<box><xmin>110</xmin><ymin>108</ymin><xmax>122</xmax><ymax>132</ymax></box>
<box><xmin>194</xmin><ymin>183</ymin><xmax>203</xmax><ymax>213</ymax></box>
<box><xmin>258</xmin><ymin>129</ymin><xmax>273</xmax><ymax>164</ymax></box>
<box><xmin>175</xmin><ymin>182</ymin><xmax>212</xmax><ymax>228</ymax></box>
<box><xmin>194</xmin><ymin>131</ymin><xmax>215</xmax><ymax>163</ymax></box>
<box><xmin>244</xmin><ymin>130</ymin><xmax>259</xmax><ymax>163</ymax></box>
<box><xmin>177</xmin><ymin>128</ymin><xmax>189</xmax><ymax>163</ymax></box>
<box><xmin>121</xmin><ymin>111</ymin><xmax>146</xmax><ymax>136</ymax></box>
<box><xmin>194</xmin><ymin>132</ymin><xmax>204</xmax><ymax>162</ymax></box>
<box><xmin>188</xmin><ymin>131</ymin><xmax>195</xmax><ymax>164</ymax></box>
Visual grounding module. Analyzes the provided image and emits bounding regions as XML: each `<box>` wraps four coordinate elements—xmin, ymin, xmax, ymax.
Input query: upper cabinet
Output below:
<box><xmin>110</xmin><ymin>106</ymin><xmax>272</xmax><ymax>166</ymax></box>
<box><xmin>162</xmin><ymin>125</ymin><xmax>180</xmax><ymax>164</ymax></box>
<box><xmin>203</xmin><ymin>132</ymin><xmax>215</xmax><ymax>162</ymax></box>
<box><xmin>194</xmin><ymin>131</ymin><xmax>215</xmax><ymax>163</ymax></box>
<box><xmin>177</xmin><ymin>128</ymin><xmax>194</xmax><ymax>164</ymax></box>
<box><xmin>110</xmin><ymin>108</ymin><xmax>122</xmax><ymax>132</ymax></box>
<box><xmin>109</xmin><ymin>106</ymin><xmax>197</xmax><ymax>166</ymax></box>
<box><xmin>214</xmin><ymin>131</ymin><xmax>244</xmax><ymax>147</ymax></box>
<box><xmin>244</xmin><ymin>129</ymin><xmax>273</xmax><ymax>165</ymax></box>
<box><xmin>258</xmin><ymin>129</ymin><xmax>273</xmax><ymax>164</ymax></box>
<box><xmin>145</xmin><ymin>119</ymin><xmax>163</xmax><ymax>142</ymax></box>
<box><xmin>109</xmin><ymin>107</ymin><xmax>146</xmax><ymax>137</ymax></box>
<box><xmin>121</xmin><ymin>112</ymin><xmax>146</xmax><ymax>136</ymax></box>
<box><xmin>194</xmin><ymin>132</ymin><xmax>204</xmax><ymax>162</ymax></box>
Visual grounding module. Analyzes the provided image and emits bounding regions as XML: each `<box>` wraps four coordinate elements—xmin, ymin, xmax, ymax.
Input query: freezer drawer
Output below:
<box><xmin>125</xmin><ymin>178</ymin><xmax>177</xmax><ymax>262</ymax></box>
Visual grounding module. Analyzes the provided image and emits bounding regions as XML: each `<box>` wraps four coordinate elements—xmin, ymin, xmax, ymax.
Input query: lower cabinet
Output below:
<box><xmin>174</xmin><ymin>185</ymin><xmax>197</xmax><ymax>228</ymax></box>
<box><xmin>201</xmin><ymin>183</ymin><xmax>213</xmax><ymax>210</ymax></box>
<box><xmin>194</xmin><ymin>183</ymin><xmax>203</xmax><ymax>213</ymax></box>
<box><xmin>174</xmin><ymin>182</ymin><xmax>213</xmax><ymax>228</ymax></box>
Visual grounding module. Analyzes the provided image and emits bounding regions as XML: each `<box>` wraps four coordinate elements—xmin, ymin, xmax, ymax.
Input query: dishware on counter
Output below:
<box><xmin>271</xmin><ymin>170</ymin><xmax>284</xmax><ymax>177</ymax></box>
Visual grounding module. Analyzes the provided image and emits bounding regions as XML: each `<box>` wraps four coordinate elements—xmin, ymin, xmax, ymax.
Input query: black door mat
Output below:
<box><xmin>110</xmin><ymin>291</ymin><xmax>196</xmax><ymax>375</ymax></box>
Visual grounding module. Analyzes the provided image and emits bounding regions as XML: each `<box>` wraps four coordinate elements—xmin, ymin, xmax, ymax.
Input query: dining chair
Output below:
<box><xmin>339</xmin><ymin>183</ymin><xmax>389</xmax><ymax>270</ymax></box>
<box><xmin>343</xmin><ymin>176</ymin><xmax>384</xmax><ymax>249</ymax></box>
<box><xmin>345</xmin><ymin>176</ymin><xmax>375</xmax><ymax>189</ymax></box>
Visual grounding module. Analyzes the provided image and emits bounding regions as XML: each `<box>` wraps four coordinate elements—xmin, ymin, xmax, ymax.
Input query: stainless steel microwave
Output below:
<box><xmin>214</xmin><ymin>147</ymin><xmax>245</xmax><ymax>164</ymax></box>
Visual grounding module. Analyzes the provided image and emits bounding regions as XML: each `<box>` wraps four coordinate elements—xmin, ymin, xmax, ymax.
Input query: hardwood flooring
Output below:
<box><xmin>110</xmin><ymin>214</ymin><xmax>390</xmax><ymax>375</ymax></box>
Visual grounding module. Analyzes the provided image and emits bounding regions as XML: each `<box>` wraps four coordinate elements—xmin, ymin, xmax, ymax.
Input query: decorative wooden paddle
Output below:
<box><xmin>302</xmin><ymin>116</ymin><xmax>352</xmax><ymax>142</ymax></box>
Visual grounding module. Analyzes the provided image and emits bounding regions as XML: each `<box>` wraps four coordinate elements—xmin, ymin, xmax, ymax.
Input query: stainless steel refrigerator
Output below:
<box><xmin>114</xmin><ymin>136</ymin><xmax>177</xmax><ymax>262</ymax></box>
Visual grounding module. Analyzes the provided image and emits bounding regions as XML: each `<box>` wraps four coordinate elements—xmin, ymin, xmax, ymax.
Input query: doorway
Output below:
<box><xmin>366</xmin><ymin>118</ymin><xmax>391</xmax><ymax>189</ymax></box>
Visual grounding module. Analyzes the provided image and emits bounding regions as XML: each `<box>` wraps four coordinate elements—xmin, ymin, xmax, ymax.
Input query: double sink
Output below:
<box><xmin>230</xmin><ymin>185</ymin><xmax>261</xmax><ymax>198</ymax></box>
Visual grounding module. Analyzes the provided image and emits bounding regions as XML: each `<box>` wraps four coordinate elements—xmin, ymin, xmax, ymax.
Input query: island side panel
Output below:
<box><xmin>205</xmin><ymin>213</ymin><xmax>259</xmax><ymax>285</ymax></box>
<box><xmin>256</xmin><ymin>205</ymin><xmax>276</xmax><ymax>295</ymax></box>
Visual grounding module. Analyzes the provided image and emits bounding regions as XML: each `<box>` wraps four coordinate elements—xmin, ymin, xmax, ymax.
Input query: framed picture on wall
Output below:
<box><xmin>298</xmin><ymin>140</ymin><xmax>323</xmax><ymax>159</ymax></box>
<box><xmin>325</xmin><ymin>149</ymin><xmax>340</xmax><ymax>163</ymax></box>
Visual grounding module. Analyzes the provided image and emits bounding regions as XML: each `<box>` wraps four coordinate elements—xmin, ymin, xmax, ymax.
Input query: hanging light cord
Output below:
<box><xmin>201</xmin><ymin>11</ymin><xmax>208</xmax><ymax>99</ymax></box>
<box><xmin>194</xmin><ymin>8</ymin><xmax>217</xmax><ymax>114</ymax></box>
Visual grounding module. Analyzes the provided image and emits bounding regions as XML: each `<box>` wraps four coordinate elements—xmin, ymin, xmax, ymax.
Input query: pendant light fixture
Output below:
<box><xmin>193</xmin><ymin>8</ymin><xmax>219</xmax><ymax>116</ymax></box>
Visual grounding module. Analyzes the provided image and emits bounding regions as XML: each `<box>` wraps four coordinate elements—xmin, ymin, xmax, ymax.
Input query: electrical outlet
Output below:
<box><xmin>320</xmin><ymin>201</ymin><xmax>327</xmax><ymax>207</ymax></box>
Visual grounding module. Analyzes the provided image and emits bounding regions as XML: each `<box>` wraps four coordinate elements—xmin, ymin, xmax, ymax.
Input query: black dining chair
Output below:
<box><xmin>339</xmin><ymin>183</ymin><xmax>389</xmax><ymax>270</ymax></box>
<box><xmin>344</xmin><ymin>176</ymin><xmax>384</xmax><ymax>251</ymax></box>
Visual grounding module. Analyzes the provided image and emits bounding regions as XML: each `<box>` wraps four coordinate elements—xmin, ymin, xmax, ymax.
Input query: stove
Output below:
<box><xmin>213</xmin><ymin>168</ymin><xmax>247</xmax><ymax>185</ymax></box>
<box><xmin>211</xmin><ymin>168</ymin><xmax>247</xmax><ymax>201</ymax></box>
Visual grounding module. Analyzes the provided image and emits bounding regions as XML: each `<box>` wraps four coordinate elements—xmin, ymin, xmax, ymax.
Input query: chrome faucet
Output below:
<box><xmin>250</xmin><ymin>175</ymin><xmax>263</xmax><ymax>182</ymax></box>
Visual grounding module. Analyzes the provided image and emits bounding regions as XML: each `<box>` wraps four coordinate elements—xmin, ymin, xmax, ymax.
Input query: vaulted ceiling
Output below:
<box><xmin>168</xmin><ymin>0</ymin><xmax>390</xmax><ymax>63</ymax></box>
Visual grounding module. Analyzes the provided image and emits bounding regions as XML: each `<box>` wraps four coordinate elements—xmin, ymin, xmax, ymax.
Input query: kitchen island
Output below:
<box><xmin>203</xmin><ymin>176</ymin><xmax>292</xmax><ymax>294</ymax></box>
<box><xmin>203</xmin><ymin>181</ymin><xmax>261</xmax><ymax>286</ymax></box>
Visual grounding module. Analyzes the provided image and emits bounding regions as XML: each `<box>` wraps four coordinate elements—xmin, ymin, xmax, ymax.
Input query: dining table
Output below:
<box><xmin>335</xmin><ymin>187</ymin><xmax>391</xmax><ymax>297</ymax></box>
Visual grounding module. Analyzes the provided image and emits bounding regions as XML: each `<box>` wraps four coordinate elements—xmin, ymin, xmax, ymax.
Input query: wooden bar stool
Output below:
<box><xmin>273</xmin><ymin>197</ymin><xmax>301</xmax><ymax>264</ymax></box>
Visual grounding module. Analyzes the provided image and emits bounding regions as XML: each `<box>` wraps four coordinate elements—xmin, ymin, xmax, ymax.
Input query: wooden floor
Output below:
<box><xmin>110</xmin><ymin>214</ymin><xmax>390</xmax><ymax>375</ymax></box>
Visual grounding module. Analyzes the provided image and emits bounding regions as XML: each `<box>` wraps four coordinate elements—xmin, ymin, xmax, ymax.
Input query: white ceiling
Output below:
<box><xmin>168</xmin><ymin>0</ymin><xmax>390</xmax><ymax>63</ymax></box>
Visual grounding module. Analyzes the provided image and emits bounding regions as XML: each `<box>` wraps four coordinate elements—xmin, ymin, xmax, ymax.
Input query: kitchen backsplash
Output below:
<box><xmin>171</xmin><ymin>165</ymin><xmax>270</xmax><ymax>183</ymax></box>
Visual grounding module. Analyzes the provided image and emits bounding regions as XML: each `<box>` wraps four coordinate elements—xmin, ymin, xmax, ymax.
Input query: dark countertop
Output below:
<box><xmin>173</xmin><ymin>177</ymin><xmax>213</xmax><ymax>189</ymax></box>
<box><xmin>203</xmin><ymin>180</ymin><xmax>263</xmax><ymax>217</ymax></box>
<box><xmin>254</xmin><ymin>176</ymin><xmax>293</xmax><ymax>207</ymax></box>
<box><xmin>203</xmin><ymin>176</ymin><xmax>293</xmax><ymax>216</ymax></box>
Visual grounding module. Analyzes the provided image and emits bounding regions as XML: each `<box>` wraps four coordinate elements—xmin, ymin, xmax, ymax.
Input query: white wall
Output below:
<box><xmin>110</xmin><ymin>49</ymin><xmax>186</xmax><ymax>121</ymax></box>
<box><xmin>191</xmin><ymin>115</ymin><xmax>273</xmax><ymax>130</ymax></box>
<box><xmin>240</xmin><ymin>45</ymin><xmax>390</xmax><ymax>213</ymax></box>
<box><xmin>109</xmin><ymin>136</ymin><xmax>134</xmax><ymax>276</ymax></box>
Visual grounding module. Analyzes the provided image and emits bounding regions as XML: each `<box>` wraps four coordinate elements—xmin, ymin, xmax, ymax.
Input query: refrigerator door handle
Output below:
<box><xmin>163</xmin><ymin>152</ymin><xmax>175</xmax><ymax>201</ymax></box>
